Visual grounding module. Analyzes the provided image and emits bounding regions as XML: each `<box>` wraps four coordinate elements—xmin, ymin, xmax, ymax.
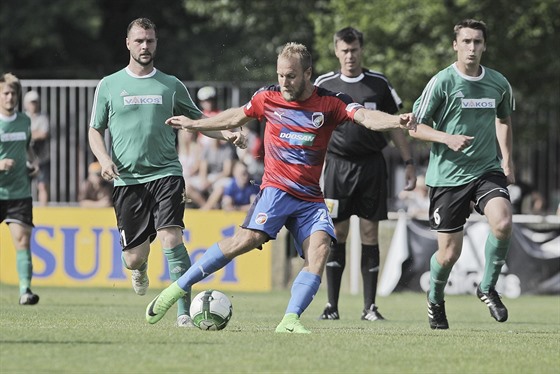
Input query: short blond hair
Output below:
<box><xmin>278</xmin><ymin>42</ymin><xmax>312</xmax><ymax>72</ymax></box>
<box><xmin>0</xmin><ymin>73</ymin><xmax>21</xmax><ymax>97</ymax></box>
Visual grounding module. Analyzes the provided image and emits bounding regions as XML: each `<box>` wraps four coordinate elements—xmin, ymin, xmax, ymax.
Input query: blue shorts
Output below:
<box><xmin>241</xmin><ymin>187</ymin><xmax>336</xmax><ymax>258</ymax></box>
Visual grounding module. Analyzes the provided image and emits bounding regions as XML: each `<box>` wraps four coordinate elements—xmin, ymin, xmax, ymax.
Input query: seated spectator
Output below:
<box><xmin>196</xmin><ymin>138</ymin><xmax>236</xmax><ymax>209</ymax></box>
<box><xmin>178</xmin><ymin>130</ymin><xmax>206</xmax><ymax>208</ymax></box>
<box><xmin>78</xmin><ymin>162</ymin><xmax>113</xmax><ymax>207</ymax></box>
<box><xmin>221</xmin><ymin>161</ymin><xmax>260</xmax><ymax>211</ymax></box>
<box><xmin>508</xmin><ymin>178</ymin><xmax>546</xmax><ymax>215</ymax></box>
<box><xmin>236</xmin><ymin>119</ymin><xmax>265</xmax><ymax>184</ymax></box>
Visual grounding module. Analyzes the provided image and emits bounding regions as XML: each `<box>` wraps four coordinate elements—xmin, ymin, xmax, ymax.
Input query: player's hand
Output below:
<box><xmin>503</xmin><ymin>162</ymin><xmax>515</xmax><ymax>185</ymax></box>
<box><xmin>100</xmin><ymin>161</ymin><xmax>120</xmax><ymax>182</ymax></box>
<box><xmin>165</xmin><ymin>115</ymin><xmax>196</xmax><ymax>131</ymax></box>
<box><xmin>399</xmin><ymin>113</ymin><xmax>417</xmax><ymax>131</ymax></box>
<box><xmin>0</xmin><ymin>158</ymin><xmax>15</xmax><ymax>172</ymax></box>
<box><xmin>26</xmin><ymin>161</ymin><xmax>39</xmax><ymax>178</ymax></box>
<box><xmin>224</xmin><ymin>131</ymin><xmax>248</xmax><ymax>149</ymax></box>
<box><xmin>403</xmin><ymin>166</ymin><xmax>417</xmax><ymax>191</ymax></box>
<box><xmin>444</xmin><ymin>134</ymin><xmax>474</xmax><ymax>152</ymax></box>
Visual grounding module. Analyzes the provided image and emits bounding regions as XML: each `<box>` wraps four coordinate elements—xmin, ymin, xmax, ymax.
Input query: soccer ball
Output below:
<box><xmin>189</xmin><ymin>290</ymin><xmax>233</xmax><ymax>331</ymax></box>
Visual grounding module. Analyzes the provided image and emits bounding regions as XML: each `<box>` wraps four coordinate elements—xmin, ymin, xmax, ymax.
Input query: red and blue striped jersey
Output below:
<box><xmin>243</xmin><ymin>85</ymin><xmax>363</xmax><ymax>202</ymax></box>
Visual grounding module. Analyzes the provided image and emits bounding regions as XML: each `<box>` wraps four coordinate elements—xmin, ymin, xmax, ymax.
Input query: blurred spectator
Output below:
<box><xmin>78</xmin><ymin>162</ymin><xmax>113</xmax><ymax>207</ymax></box>
<box><xmin>221</xmin><ymin>161</ymin><xmax>260</xmax><ymax>211</ymax></box>
<box><xmin>398</xmin><ymin>174</ymin><xmax>430</xmax><ymax>219</ymax></box>
<box><xmin>236</xmin><ymin>119</ymin><xmax>265</xmax><ymax>184</ymax></box>
<box><xmin>197</xmin><ymin>138</ymin><xmax>236</xmax><ymax>209</ymax></box>
<box><xmin>196</xmin><ymin>86</ymin><xmax>221</xmax><ymax>117</ymax></box>
<box><xmin>178</xmin><ymin>130</ymin><xmax>206</xmax><ymax>208</ymax></box>
<box><xmin>508</xmin><ymin>179</ymin><xmax>546</xmax><ymax>215</ymax></box>
<box><xmin>196</xmin><ymin>85</ymin><xmax>223</xmax><ymax>151</ymax></box>
<box><xmin>23</xmin><ymin>90</ymin><xmax>50</xmax><ymax>205</ymax></box>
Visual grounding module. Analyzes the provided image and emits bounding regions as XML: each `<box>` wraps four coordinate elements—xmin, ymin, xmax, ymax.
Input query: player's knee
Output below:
<box><xmin>492</xmin><ymin>217</ymin><xmax>513</xmax><ymax>239</ymax></box>
<box><xmin>123</xmin><ymin>255</ymin><xmax>147</xmax><ymax>270</ymax></box>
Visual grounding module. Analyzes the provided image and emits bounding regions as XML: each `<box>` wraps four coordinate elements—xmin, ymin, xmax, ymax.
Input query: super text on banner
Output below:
<box><xmin>0</xmin><ymin>207</ymin><xmax>272</xmax><ymax>291</ymax></box>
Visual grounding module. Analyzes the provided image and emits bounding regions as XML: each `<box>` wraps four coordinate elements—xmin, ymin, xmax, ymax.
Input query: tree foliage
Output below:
<box><xmin>311</xmin><ymin>0</ymin><xmax>560</xmax><ymax>113</ymax></box>
<box><xmin>1</xmin><ymin>0</ymin><xmax>558</xmax><ymax>140</ymax></box>
<box><xmin>182</xmin><ymin>0</ymin><xmax>317</xmax><ymax>81</ymax></box>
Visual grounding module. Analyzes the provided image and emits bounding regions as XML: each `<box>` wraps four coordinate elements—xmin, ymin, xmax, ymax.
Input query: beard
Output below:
<box><xmin>281</xmin><ymin>81</ymin><xmax>305</xmax><ymax>102</ymax></box>
<box><xmin>132</xmin><ymin>51</ymin><xmax>155</xmax><ymax>66</ymax></box>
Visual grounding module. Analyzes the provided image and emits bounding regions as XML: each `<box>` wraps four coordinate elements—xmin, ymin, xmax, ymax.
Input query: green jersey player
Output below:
<box><xmin>88</xmin><ymin>18</ymin><xmax>245</xmax><ymax>327</ymax></box>
<box><xmin>0</xmin><ymin>73</ymin><xmax>40</xmax><ymax>305</ymax></box>
<box><xmin>412</xmin><ymin>19</ymin><xmax>515</xmax><ymax>329</ymax></box>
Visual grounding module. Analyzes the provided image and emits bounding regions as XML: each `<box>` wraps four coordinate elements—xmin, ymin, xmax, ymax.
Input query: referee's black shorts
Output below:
<box><xmin>323</xmin><ymin>152</ymin><xmax>388</xmax><ymax>223</ymax></box>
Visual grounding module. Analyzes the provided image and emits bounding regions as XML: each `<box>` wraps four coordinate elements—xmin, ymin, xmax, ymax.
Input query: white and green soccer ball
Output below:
<box><xmin>189</xmin><ymin>290</ymin><xmax>233</xmax><ymax>331</ymax></box>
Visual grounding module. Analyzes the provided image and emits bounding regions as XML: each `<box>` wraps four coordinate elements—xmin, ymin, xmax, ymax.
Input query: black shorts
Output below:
<box><xmin>428</xmin><ymin>171</ymin><xmax>510</xmax><ymax>233</ymax></box>
<box><xmin>323</xmin><ymin>152</ymin><xmax>388</xmax><ymax>222</ymax></box>
<box><xmin>0</xmin><ymin>198</ymin><xmax>34</xmax><ymax>227</ymax></box>
<box><xmin>113</xmin><ymin>176</ymin><xmax>186</xmax><ymax>250</ymax></box>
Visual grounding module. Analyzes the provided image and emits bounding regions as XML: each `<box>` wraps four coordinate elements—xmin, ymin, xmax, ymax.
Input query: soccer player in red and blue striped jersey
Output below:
<box><xmin>147</xmin><ymin>42</ymin><xmax>417</xmax><ymax>333</ymax></box>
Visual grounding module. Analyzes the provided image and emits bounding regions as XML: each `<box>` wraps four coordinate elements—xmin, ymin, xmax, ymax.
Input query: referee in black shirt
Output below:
<box><xmin>315</xmin><ymin>27</ymin><xmax>417</xmax><ymax>321</ymax></box>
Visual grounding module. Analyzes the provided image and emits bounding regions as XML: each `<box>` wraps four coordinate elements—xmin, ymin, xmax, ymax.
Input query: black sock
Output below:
<box><xmin>326</xmin><ymin>242</ymin><xmax>346</xmax><ymax>309</ymax></box>
<box><xmin>361</xmin><ymin>244</ymin><xmax>380</xmax><ymax>309</ymax></box>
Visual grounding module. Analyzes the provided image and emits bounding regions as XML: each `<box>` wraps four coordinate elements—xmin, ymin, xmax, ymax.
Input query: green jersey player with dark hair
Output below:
<box><xmin>412</xmin><ymin>19</ymin><xmax>515</xmax><ymax>329</ymax></box>
<box><xmin>88</xmin><ymin>18</ymin><xmax>246</xmax><ymax>327</ymax></box>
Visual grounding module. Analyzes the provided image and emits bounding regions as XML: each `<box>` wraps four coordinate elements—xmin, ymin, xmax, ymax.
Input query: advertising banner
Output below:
<box><xmin>0</xmin><ymin>208</ymin><xmax>272</xmax><ymax>291</ymax></box>
<box><xmin>379</xmin><ymin>213</ymin><xmax>560</xmax><ymax>298</ymax></box>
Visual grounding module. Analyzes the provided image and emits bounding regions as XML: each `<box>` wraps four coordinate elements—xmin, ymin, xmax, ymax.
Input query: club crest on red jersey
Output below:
<box><xmin>312</xmin><ymin>112</ymin><xmax>324</xmax><ymax>128</ymax></box>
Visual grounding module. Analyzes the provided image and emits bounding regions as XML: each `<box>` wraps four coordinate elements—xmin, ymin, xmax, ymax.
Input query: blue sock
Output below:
<box><xmin>285</xmin><ymin>271</ymin><xmax>321</xmax><ymax>316</ymax></box>
<box><xmin>176</xmin><ymin>243</ymin><xmax>230</xmax><ymax>291</ymax></box>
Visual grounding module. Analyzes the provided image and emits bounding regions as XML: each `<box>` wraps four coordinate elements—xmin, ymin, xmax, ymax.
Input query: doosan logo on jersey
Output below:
<box><xmin>123</xmin><ymin>95</ymin><xmax>163</xmax><ymax>106</ymax></box>
<box><xmin>461</xmin><ymin>98</ymin><xmax>495</xmax><ymax>109</ymax></box>
<box><xmin>279</xmin><ymin>132</ymin><xmax>315</xmax><ymax>141</ymax></box>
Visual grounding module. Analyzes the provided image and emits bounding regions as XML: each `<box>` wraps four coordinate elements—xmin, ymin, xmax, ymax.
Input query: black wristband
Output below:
<box><xmin>404</xmin><ymin>159</ymin><xmax>415</xmax><ymax>166</ymax></box>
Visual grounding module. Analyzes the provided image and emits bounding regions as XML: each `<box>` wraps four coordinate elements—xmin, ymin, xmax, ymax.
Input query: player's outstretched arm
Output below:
<box><xmin>196</xmin><ymin>130</ymin><xmax>248</xmax><ymax>150</ymax></box>
<box><xmin>409</xmin><ymin>123</ymin><xmax>474</xmax><ymax>152</ymax></box>
<box><xmin>166</xmin><ymin>107</ymin><xmax>252</xmax><ymax>132</ymax></box>
<box><xmin>353</xmin><ymin>108</ymin><xmax>417</xmax><ymax>131</ymax></box>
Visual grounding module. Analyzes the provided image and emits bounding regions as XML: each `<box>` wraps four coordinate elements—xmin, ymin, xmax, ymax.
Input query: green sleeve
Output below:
<box><xmin>90</xmin><ymin>79</ymin><xmax>110</xmax><ymax>131</ymax></box>
<box><xmin>174</xmin><ymin>79</ymin><xmax>203</xmax><ymax>120</ymax></box>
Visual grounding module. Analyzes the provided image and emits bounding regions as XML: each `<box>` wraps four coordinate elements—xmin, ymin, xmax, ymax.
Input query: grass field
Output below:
<box><xmin>1</xmin><ymin>284</ymin><xmax>559</xmax><ymax>374</ymax></box>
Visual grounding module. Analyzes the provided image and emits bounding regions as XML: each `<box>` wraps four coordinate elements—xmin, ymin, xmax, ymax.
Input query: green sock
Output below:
<box><xmin>479</xmin><ymin>233</ymin><xmax>510</xmax><ymax>292</ymax></box>
<box><xmin>16</xmin><ymin>249</ymin><xmax>33</xmax><ymax>295</ymax></box>
<box><xmin>163</xmin><ymin>244</ymin><xmax>192</xmax><ymax>317</ymax></box>
<box><xmin>428</xmin><ymin>253</ymin><xmax>452</xmax><ymax>304</ymax></box>
<box><xmin>121</xmin><ymin>253</ymin><xmax>147</xmax><ymax>271</ymax></box>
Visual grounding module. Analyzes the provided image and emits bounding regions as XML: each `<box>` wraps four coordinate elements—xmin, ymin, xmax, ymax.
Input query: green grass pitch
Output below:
<box><xmin>1</xmin><ymin>284</ymin><xmax>558</xmax><ymax>373</ymax></box>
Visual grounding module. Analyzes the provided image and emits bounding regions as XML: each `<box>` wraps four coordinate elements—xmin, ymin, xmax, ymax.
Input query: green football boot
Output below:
<box><xmin>146</xmin><ymin>282</ymin><xmax>186</xmax><ymax>324</ymax></box>
<box><xmin>275</xmin><ymin>313</ymin><xmax>311</xmax><ymax>334</ymax></box>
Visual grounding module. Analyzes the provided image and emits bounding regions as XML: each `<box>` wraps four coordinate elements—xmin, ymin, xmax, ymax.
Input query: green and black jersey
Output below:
<box><xmin>89</xmin><ymin>67</ymin><xmax>203</xmax><ymax>186</ymax></box>
<box><xmin>413</xmin><ymin>63</ymin><xmax>515</xmax><ymax>187</ymax></box>
<box><xmin>0</xmin><ymin>112</ymin><xmax>32</xmax><ymax>200</ymax></box>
